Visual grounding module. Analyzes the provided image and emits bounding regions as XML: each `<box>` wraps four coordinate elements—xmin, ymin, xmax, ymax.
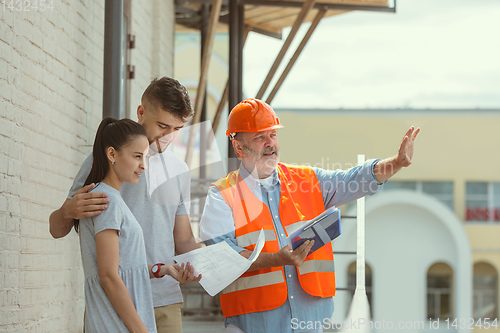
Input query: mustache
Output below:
<box><xmin>261</xmin><ymin>146</ymin><xmax>278</xmax><ymax>157</ymax></box>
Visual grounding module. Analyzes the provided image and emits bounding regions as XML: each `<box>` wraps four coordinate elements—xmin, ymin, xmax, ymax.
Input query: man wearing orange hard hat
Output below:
<box><xmin>200</xmin><ymin>98</ymin><xmax>420</xmax><ymax>333</ymax></box>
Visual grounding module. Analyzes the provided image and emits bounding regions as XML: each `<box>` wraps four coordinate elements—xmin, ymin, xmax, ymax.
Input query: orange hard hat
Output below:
<box><xmin>226</xmin><ymin>98</ymin><xmax>284</xmax><ymax>137</ymax></box>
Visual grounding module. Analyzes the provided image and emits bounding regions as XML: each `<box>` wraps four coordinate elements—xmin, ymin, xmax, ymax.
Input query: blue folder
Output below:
<box><xmin>287</xmin><ymin>207</ymin><xmax>341</xmax><ymax>254</ymax></box>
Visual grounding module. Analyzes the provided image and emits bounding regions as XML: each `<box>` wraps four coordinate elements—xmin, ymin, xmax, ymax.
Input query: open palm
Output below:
<box><xmin>397</xmin><ymin>126</ymin><xmax>420</xmax><ymax>167</ymax></box>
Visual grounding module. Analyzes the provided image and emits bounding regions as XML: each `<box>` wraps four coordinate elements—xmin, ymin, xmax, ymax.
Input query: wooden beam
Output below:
<box><xmin>244</xmin><ymin>5</ymin><xmax>281</xmax><ymax>19</ymax></box>
<box><xmin>266</xmin><ymin>9</ymin><xmax>326</xmax><ymax>104</ymax></box>
<box><xmin>255</xmin><ymin>0</ymin><xmax>316</xmax><ymax>100</ymax></box>
<box><xmin>248</xmin><ymin>8</ymin><xmax>300</xmax><ymax>24</ymax></box>
<box><xmin>242</xmin><ymin>0</ymin><xmax>394</xmax><ymax>13</ymax></box>
<box><xmin>185</xmin><ymin>0</ymin><xmax>224</xmax><ymax>168</ymax></box>
<box><xmin>249</xmin><ymin>25</ymin><xmax>283</xmax><ymax>39</ymax></box>
<box><xmin>207</xmin><ymin>81</ymin><xmax>229</xmax><ymax>148</ymax></box>
<box><xmin>248</xmin><ymin>8</ymin><xmax>340</xmax><ymax>33</ymax></box>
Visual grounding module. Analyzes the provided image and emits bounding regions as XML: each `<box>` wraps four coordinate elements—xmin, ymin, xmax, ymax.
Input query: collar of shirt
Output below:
<box><xmin>144</xmin><ymin>149</ymin><xmax>168</xmax><ymax>197</ymax></box>
<box><xmin>148</xmin><ymin>146</ymin><xmax>159</xmax><ymax>159</ymax></box>
<box><xmin>239</xmin><ymin>163</ymin><xmax>280</xmax><ymax>193</ymax></box>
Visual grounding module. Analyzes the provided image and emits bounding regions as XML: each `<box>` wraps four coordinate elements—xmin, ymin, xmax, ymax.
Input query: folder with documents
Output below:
<box><xmin>286</xmin><ymin>206</ymin><xmax>341</xmax><ymax>254</ymax></box>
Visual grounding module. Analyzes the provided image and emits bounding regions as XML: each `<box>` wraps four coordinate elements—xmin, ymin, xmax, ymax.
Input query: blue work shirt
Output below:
<box><xmin>200</xmin><ymin>159</ymin><xmax>382</xmax><ymax>333</ymax></box>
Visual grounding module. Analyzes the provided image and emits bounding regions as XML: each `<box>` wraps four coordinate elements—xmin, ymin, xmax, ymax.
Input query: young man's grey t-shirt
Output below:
<box><xmin>69</xmin><ymin>149</ymin><xmax>191</xmax><ymax>307</ymax></box>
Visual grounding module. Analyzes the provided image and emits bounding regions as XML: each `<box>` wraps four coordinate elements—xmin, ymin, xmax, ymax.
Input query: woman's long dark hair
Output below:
<box><xmin>74</xmin><ymin>117</ymin><xmax>147</xmax><ymax>232</ymax></box>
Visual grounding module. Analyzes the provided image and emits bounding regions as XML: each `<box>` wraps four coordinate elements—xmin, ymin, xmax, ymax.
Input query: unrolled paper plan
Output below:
<box><xmin>173</xmin><ymin>229</ymin><xmax>265</xmax><ymax>296</ymax></box>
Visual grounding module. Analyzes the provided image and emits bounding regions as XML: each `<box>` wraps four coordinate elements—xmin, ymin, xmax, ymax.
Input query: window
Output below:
<box><xmin>347</xmin><ymin>262</ymin><xmax>373</xmax><ymax>317</ymax></box>
<box><xmin>474</xmin><ymin>263</ymin><xmax>498</xmax><ymax>319</ymax></box>
<box><xmin>339</xmin><ymin>180</ymin><xmax>454</xmax><ymax>215</ymax></box>
<box><xmin>427</xmin><ymin>263</ymin><xmax>453</xmax><ymax>320</ymax></box>
<box><xmin>380</xmin><ymin>181</ymin><xmax>454</xmax><ymax>210</ymax></box>
<box><xmin>422</xmin><ymin>182</ymin><xmax>454</xmax><ymax>209</ymax></box>
<box><xmin>383</xmin><ymin>181</ymin><xmax>417</xmax><ymax>191</ymax></box>
<box><xmin>466</xmin><ymin>182</ymin><xmax>500</xmax><ymax>222</ymax></box>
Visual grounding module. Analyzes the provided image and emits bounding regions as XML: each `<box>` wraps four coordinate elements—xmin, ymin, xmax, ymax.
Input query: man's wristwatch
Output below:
<box><xmin>151</xmin><ymin>263</ymin><xmax>165</xmax><ymax>278</ymax></box>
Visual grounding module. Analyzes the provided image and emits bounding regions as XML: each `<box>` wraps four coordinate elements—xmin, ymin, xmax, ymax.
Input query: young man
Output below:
<box><xmin>200</xmin><ymin>98</ymin><xmax>420</xmax><ymax>333</ymax></box>
<box><xmin>50</xmin><ymin>77</ymin><xmax>204</xmax><ymax>332</ymax></box>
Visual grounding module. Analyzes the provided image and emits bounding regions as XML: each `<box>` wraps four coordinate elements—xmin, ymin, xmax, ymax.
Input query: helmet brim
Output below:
<box><xmin>226</xmin><ymin>124</ymin><xmax>284</xmax><ymax>137</ymax></box>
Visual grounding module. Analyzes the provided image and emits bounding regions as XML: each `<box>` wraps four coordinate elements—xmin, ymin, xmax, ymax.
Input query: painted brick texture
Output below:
<box><xmin>1</xmin><ymin>0</ymin><xmax>175</xmax><ymax>330</ymax></box>
<box><xmin>128</xmin><ymin>0</ymin><xmax>175</xmax><ymax>120</ymax></box>
<box><xmin>0</xmin><ymin>1</ymin><xmax>105</xmax><ymax>331</ymax></box>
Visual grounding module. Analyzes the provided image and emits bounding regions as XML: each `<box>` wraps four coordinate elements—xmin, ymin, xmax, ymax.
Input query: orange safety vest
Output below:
<box><xmin>214</xmin><ymin>163</ymin><xmax>336</xmax><ymax>317</ymax></box>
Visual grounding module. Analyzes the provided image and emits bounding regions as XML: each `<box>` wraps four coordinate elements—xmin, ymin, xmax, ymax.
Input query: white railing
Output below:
<box><xmin>339</xmin><ymin>154</ymin><xmax>372</xmax><ymax>333</ymax></box>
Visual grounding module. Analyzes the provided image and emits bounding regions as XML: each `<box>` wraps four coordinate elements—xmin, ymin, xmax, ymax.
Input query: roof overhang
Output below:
<box><xmin>176</xmin><ymin>0</ymin><xmax>394</xmax><ymax>39</ymax></box>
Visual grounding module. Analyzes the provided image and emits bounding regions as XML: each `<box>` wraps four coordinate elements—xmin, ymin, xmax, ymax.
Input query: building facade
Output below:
<box><xmin>275</xmin><ymin>108</ymin><xmax>500</xmax><ymax>332</ymax></box>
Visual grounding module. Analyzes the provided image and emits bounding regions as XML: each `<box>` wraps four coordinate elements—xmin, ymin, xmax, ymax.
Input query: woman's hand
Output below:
<box><xmin>160</xmin><ymin>263</ymin><xmax>202</xmax><ymax>284</ymax></box>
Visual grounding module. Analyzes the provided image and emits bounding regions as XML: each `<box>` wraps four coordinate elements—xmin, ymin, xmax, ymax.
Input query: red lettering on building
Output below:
<box><xmin>465</xmin><ymin>207</ymin><xmax>500</xmax><ymax>221</ymax></box>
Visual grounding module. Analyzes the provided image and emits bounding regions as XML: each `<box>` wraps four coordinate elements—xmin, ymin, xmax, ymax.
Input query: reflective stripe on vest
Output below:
<box><xmin>235</xmin><ymin>229</ymin><xmax>277</xmax><ymax>248</ymax></box>
<box><xmin>222</xmin><ymin>270</ymin><xmax>285</xmax><ymax>294</ymax></box>
<box><xmin>299</xmin><ymin>259</ymin><xmax>336</xmax><ymax>275</ymax></box>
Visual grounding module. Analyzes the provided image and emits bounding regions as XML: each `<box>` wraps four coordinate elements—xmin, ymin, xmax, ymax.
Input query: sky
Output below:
<box><xmin>243</xmin><ymin>0</ymin><xmax>500</xmax><ymax>109</ymax></box>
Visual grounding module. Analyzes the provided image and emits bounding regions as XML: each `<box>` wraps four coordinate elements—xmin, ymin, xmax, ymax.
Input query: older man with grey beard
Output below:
<box><xmin>199</xmin><ymin>98</ymin><xmax>419</xmax><ymax>333</ymax></box>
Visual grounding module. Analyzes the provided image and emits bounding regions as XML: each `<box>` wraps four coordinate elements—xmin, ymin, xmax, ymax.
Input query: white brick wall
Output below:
<box><xmin>128</xmin><ymin>0</ymin><xmax>175</xmax><ymax>119</ymax></box>
<box><xmin>0</xmin><ymin>0</ymin><xmax>174</xmax><ymax>331</ymax></box>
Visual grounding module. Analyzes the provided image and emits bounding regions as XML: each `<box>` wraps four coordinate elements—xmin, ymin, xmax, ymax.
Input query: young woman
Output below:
<box><xmin>76</xmin><ymin>117</ymin><xmax>179</xmax><ymax>333</ymax></box>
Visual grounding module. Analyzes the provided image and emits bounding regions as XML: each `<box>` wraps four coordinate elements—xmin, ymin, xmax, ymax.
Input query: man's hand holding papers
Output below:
<box><xmin>173</xmin><ymin>229</ymin><xmax>266</xmax><ymax>296</ymax></box>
